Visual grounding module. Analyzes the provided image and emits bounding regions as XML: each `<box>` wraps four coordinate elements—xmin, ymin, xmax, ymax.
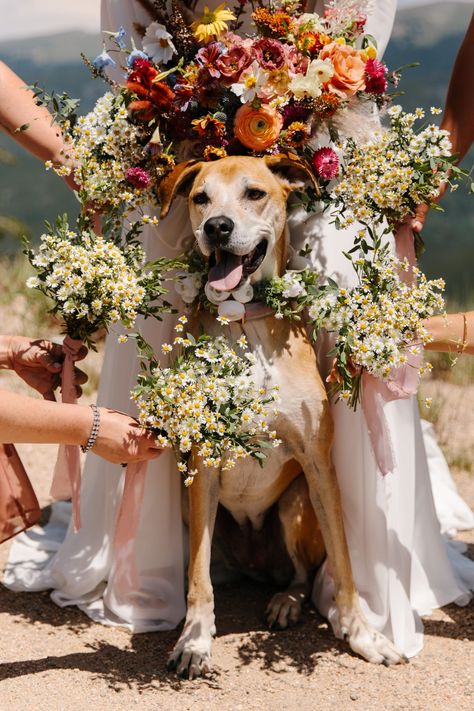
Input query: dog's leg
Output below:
<box><xmin>168</xmin><ymin>461</ymin><xmax>220</xmax><ymax>679</ymax></box>
<box><xmin>299</xmin><ymin>405</ymin><xmax>408</xmax><ymax>665</ymax></box>
<box><xmin>266</xmin><ymin>474</ymin><xmax>325</xmax><ymax>629</ymax></box>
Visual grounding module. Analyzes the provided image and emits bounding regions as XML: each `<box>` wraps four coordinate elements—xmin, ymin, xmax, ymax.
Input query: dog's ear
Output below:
<box><xmin>264</xmin><ymin>153</ymin><xmax>321</xmax><ymax>197</ymax></box>
<box><xmin>158</xmin><ymin>160</ymin><xmax>204</xmax><ymax>218</ymax></box>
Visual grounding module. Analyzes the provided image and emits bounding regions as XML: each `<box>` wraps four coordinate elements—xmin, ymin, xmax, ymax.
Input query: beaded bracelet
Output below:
<box><xmin>81</xmin><ymin>404</ymin><xmax>101</xmax><ymax>453</ymax></box>
<box><xmin>457</xmin><ymin>313</ymin><xmax>468</xmax><ymax>354</ymax></box>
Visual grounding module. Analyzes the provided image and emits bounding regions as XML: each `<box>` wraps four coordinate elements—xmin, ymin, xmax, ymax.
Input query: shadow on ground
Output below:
<box><xmin>0</xmin><ymin>575</ymin><xmax>472</xmax><ymax>691</ymax></box>
<box><xmin>0</xmin><ymin>580</ymin><xmax>345</xmax><ymax>690</ymax></box>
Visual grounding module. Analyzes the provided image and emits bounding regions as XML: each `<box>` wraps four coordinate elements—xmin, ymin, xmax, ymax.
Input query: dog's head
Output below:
<box><xmin>159</xmin><ymin>155</ymin><xmax>318</xmax><ymax>292</ymax></box>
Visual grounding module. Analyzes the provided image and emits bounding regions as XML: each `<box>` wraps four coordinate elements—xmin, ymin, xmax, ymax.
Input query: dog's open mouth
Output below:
<box><xmin>207</xmin><ymin>241</ymin><xmax>268</xmax><ymax>292</ymax></box>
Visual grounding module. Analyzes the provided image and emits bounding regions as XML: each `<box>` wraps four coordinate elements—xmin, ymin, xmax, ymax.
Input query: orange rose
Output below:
<box><xmin>234</xmin><ymin>104</ymin><xmax>283</xmax><ymax>151</ymax></box>
<box><xmin>319</xmin><ymin>42</ymin><xmax>366</xmax><ymax>98</ymax></box>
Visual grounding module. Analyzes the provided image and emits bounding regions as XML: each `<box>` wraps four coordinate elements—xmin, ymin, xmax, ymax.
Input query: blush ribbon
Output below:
<box><xmin>112</xmin><ymin>460</ymin><xmax>149</xmax><ymax>596</ymax></box>
<box><xmin>49</xmin><ymin>335</ymin><xmax>84</xmax><ymax>531</ymax></box>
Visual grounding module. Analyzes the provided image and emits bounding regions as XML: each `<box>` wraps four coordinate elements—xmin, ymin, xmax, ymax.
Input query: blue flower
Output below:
<box><xmin>127</xmin><ymin>49</ymin><xmax>150</xmax><ymax>67</ymax></box>
<box><xmin>92</xmin><ymin>48</ymin><xmax>116</xmax><ymax>70</ymax></box>
<box><xmin>115</xmin><ymin>26</ymin><xmax>127</xmax><ymax>49</ymax></box>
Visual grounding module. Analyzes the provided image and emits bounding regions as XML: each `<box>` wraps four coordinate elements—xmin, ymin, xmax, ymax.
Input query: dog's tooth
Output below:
<box><xmin>232</xmin><ymin>281</ymin><xmax>254</xmax><ymax>304</ymax></box>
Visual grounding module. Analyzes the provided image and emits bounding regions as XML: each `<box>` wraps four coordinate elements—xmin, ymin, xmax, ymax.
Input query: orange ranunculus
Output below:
<box><xmin>319</xmin><ymin>42</ymin><xmax>366</xmax><ymax>98</ymax></box>
<box><xmin>234</xmin><ymin>104</ymin><xmax>283</xmax><ymax>151</ymax></box>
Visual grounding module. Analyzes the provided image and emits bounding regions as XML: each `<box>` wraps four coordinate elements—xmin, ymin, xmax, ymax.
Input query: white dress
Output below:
<box><xmin>4</xmin><ymin>0</ymin><xmax>474</xmax><ymax>654</ymax></box>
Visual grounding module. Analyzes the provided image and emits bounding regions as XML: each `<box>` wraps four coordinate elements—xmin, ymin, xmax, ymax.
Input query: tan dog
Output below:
<box><xmin>159</xmin><ymin>155</ymin><xmax>406</xmax><ymax>678</ymax></box>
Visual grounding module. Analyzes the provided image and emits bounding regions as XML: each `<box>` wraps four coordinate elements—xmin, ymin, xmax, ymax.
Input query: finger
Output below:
<box><xmin>411</xmin><ymin>204</ymin><xmax>429</xmax><ymax>233</ymax></box>
<box><xmin>71</xmin><ymin>345</ymin><xmax>88</xmax><ymax>362</ymax></box>
<box><xmin>41</xmin><ymin>354</ymin><xmax>64</xmax><ymax>372</ymax></box>
<box><xmin>74</xmin><ymin>385</ymin><xmax>83</xmax><ymax>398</ymax></box>
<box><xmin>73</xmin><ymin>367</ymin><xmax>88</xmax><ymax>385</ymax></box>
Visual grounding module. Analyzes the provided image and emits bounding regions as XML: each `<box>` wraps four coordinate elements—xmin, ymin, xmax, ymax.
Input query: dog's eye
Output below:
<box><xmin>246</xmin><ymin>188</ymin><xmax>267</xmax><ymax>201</ymax></box>
<box><xmin>192</xmin><ymin>192</ymin><xmax>209</xmax><ymax>205</ymax></box>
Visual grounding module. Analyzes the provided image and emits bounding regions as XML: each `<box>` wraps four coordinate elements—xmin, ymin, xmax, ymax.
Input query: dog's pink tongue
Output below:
<box><xmin>208</xmin><ymin>252</ymin><xmax>243</xmax><ymax>292</ymax></box>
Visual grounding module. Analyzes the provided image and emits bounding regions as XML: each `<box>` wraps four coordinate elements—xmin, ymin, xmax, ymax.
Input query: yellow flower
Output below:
<box><xmin>191</xmin><ymin>4</ymin><xmax>236</xmax><ymax>43</ymax></box>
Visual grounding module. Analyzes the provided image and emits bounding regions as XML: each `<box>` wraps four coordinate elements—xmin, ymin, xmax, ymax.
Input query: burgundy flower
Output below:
<box><xmin>125</xmin><ymin>167</ymin><xmax>151</xmax><ymax>189</ymax></box>
<box><xmin>312</xmin><ymin>147</ymin><xmax>339</xmax><ymax>181</ymax></box>
<box><xmin>253</xmin><ymin>38</ymin><xmax>286</xmax><ymax>71</ymax></box>
<box><xmin>196</xmin><ymin>43</ymin><xmax>224</xmax><ymax>79</ymax></box>
<box><xmin>173</xmin><ymin>83</ymin><xmax>195</xmax><ymax>111</ymax></box>
<box><xmin>216</xmin><ymin>44</ymin><xmax>253</xmax><ymax>81</ymax></box>
<box><xmin>282</xmin><ymin>103</ymin><xmax>311</xmax><ymax>128</ymax></box>
<box><xmin>365</xmin><ymin>58</ymin><xmax>388</xmax><ymax>94</ymax></box>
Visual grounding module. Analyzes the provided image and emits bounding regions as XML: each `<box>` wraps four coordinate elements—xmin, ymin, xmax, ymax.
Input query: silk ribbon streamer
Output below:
<box><xmin>112</xmin><ymin>460</ymin><xmax>149</xmax><ymax>597</ymax></box>
<box><xmin>361</xmin><ymin>219</ymin><xmax>422</xmax><ymax>475</ymax></box>
<box><xmin>50</xmin><ymin>335</ymin><xmax>84</xmax><ymax>531</ymax></box>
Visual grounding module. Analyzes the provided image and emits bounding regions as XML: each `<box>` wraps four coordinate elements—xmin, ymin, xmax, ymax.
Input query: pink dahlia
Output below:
<box><xmin>125</xmin><ymin>167</ymin><xmax>151</xmax><ymax>189</ymax></box>
<box><xmin>365</xmin><ymin>58</ymin><xmax>388</xmax><ymax>94</ymax></box>
<box><xmin>253</xmin><ymin>38</ymin><xmax>286</xmax><ymax>71</ymax></box>
<box><xmin>312</xmin><ymin>147</ymin><xmax>339</xmax><ymax>181</ymax></box>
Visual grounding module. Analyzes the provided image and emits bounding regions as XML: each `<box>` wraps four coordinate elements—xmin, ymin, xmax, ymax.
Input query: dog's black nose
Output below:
<box><xmin>203</xmin><ymin>216</ymin><xmax>234</xmax><ymax>245</ymax></box>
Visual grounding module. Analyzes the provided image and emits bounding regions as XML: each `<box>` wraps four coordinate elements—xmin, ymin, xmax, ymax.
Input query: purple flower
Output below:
<box><xmin>125</xmin><ymin>167</ymin><xmax>151</xmax><ymax>189</ymax></box>
<box><xmin>312</xmin><ymin>147</ymin><xmax>339</xmax><ymax>180</ymax></box>
<box><xmin>92</xmin><ymin>48</ymin><xmax>116</xmax><ymax>70</ymax></box>
<box><xmin>114</xmin><ymin>26</ymin><xmax>127</xmax><ymax>49</ymax></box>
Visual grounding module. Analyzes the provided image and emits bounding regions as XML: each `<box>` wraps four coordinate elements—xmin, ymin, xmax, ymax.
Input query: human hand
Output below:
<box><xmin>410</xmin><ymin>181</ymin><xmax>448</xmax><ymax>233</ymax></box>
<box><xmin>93</xmin><ymin>408</ymin><xmax>163</xmax><ymax>464</ymax></box>
<box><xmin>6</xmin><ymin>336</ymin><xmax>88</xmax><ymax>400</ymax></box>
<box><xmin>60</xmin><ymin>167</ymin><xmax>103</xmax><ymax>234</ymax></box>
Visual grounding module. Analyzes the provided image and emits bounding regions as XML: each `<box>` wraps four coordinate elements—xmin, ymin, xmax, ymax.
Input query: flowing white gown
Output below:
<box><xmin>4</xmin><ymin>0</ymin><xmax>474</xmax><ymax>655</ymax></box>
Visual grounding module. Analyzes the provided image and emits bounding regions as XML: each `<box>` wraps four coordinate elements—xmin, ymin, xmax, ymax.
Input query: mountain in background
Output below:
<box><xmin>0</xmin><ymin>2</ymin><xmax>473</xmax><ymax>302</ymax></box>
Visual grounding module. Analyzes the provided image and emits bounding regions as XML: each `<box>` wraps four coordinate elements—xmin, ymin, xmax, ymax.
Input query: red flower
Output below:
<box><xmin>365</xmin><ymin>58</ymin><xmax>388</xmax><ymax>94</ymax></box>
<box><xmin>126</xmin><ymin>60</ymin><xmax>175</xmax><ymax>120</ymax></box>
<box><xmin>125</xmin><ymin>167</ymin><xmax>151</xmax><ymax>189</ymax></box>
<box><xmin>312</xmin><ymin>147</ymin><xmax>339</xmax><ymax>180</ymax></box>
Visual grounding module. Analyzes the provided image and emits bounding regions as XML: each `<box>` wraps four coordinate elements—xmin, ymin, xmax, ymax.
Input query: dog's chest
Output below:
<box><xmin>218</xmin><ymin>445</ymin><xmax>295</xmax><ymax>529</ymax></box>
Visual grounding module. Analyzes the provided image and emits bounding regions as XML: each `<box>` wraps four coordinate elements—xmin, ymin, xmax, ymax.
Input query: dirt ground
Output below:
<box><xmin>0</xmin><ymin>351</ymin><xmax>473</xmax><ymax>710</ymax></box>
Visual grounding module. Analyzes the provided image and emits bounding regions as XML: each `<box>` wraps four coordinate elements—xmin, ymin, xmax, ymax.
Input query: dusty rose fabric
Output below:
<box><xmin>0</xmin><ymin>443</ymin><xmax>41</xmax><ymax>543</ymax></box>
<box><xmin>112</xmin><ymin>460</ymin><xmax>149</xmax><ymax>596</ymax></box>
<box><xmin>50</xmin><ymin>335</ymin><xmax>84</xmax><ymax>530</ymax></box>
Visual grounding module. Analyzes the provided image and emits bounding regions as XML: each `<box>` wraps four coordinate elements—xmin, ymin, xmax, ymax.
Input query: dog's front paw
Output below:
<box><xmin>167</xmin><ymin>624</ymin><xmax>215</xmax><ymax>679</ymax></box>
<box><xmin>342</xmin><ymin>615</ymin><xmax>408</xmax><ymax>666</ymax></box>
<box><xmin>265</xmin><ymin>589</ymin><xmax>305</xmax><ymax>630</ymax></box>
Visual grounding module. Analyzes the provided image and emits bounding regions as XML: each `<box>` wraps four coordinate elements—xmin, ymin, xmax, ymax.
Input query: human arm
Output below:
<box><xmin>0</xmin><ymin>62</ymin><xmax>74</xmax><ymax>171</ymax></box>
<box><xmin>423</xmin><ymin>311</ymin><xmax>474</xmax><ymax>355</ymax></box>
<box><xmin>411</xmin><ymin>13</ymin><xmax>474</xmax><ymax>232</ymax></box>
<box><xmin>0</xmin><ymin>335</ymin><xmax>87</xmax><ymax>400</ymax></box>
<box><xmin>0</xmin><ymin>390</ymin><xmax>162</xmax><ymax>464</ymax></box>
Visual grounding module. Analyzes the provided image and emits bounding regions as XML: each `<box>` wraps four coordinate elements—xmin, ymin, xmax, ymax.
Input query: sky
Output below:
<box><xmin>0</xmin><ymin>0</ymin><xmax>472</xmax><ymax>41</ymax></box>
